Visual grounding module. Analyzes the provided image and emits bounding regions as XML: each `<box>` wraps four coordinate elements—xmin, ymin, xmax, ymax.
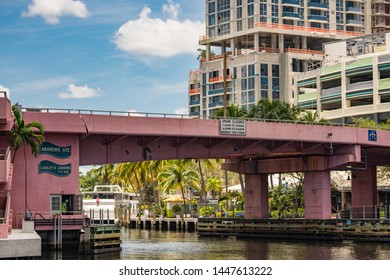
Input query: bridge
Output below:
<box><xmin>1</xmin><ymin>95</ymin><xmax>390</xmax><ymax>233</ymax></box>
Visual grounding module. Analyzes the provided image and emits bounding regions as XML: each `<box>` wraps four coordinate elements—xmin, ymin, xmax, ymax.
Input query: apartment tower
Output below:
<box><xmin>188</xmin><ymin>0</ymin><xmax>390</xmax><ymax>117</ymax></box>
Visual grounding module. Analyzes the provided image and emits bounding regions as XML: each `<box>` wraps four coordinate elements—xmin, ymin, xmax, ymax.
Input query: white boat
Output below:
<box><xmin>82</xmin><ymin>185</ymin><xmax>139</xmax><ymax>224</ymax></box>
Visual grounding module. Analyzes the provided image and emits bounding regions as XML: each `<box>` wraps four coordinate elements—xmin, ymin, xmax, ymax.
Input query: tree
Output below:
<box><xmin>299</xmin><ymin>110</ymin><xmax>329</xmax><ymax>124</ymax></box>
<box><xmin>213</xmin><ymin>104</ymin><xmax>248</xmax><ymax>119</ymax></box>
<box><xmin>206</xmin><ymin>177</ymin><xmax>223</xmax><ymax>200</ymax></box>
<box><xmin>197</xmin><ymin>48</ymin><xmax>215</xmax><ymax>61</ymax></box>
<box><xmin>248</xmin><ymin>99</ymin><xmax>301</xmax><ymax>121</ymax></box>
<box><xmin>92</xmin><ymin>163</ymin><xmax>115</xmax><ymax>185</ymax></box>
<box><xmin>8</xmin><ymin>105</ymin><xmax>45</xmax><ymax>218</ymax></box>
<box><xmin>196</xmin><ymin>159</ymin><xmax>220</xmax><ymax>203</ymax></box>
<box><xmin>218</xmin><ymin>191</ymin><xmax>243</xmax><ymax>217</ymax></box>
<box><xmin>158</xmin><ymin>160</ymin><xmax>199</xmax><ymax>224</ymax></box>
<box><xmin>79</xmin><ymin>170</ymin><xmax>100</xmax><ymax>192</ymax></box>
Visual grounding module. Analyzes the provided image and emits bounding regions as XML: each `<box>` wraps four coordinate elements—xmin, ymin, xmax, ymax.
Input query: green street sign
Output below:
<box><xmin>38</xmin><ymin>160</ymin><xmax>71</xmax><ymax>177</ymax></box>
<box><xmin>39</xmin><ymin>142</ymin><xmax>71</xmax><ymax>159</ymax></box>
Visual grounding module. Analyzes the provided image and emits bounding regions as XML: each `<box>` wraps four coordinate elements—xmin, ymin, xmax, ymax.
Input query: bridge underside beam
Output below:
<box><xmin>222</xmin><ymin>145</ymin><xmax>361</xmax><ymax>174</ymax></box>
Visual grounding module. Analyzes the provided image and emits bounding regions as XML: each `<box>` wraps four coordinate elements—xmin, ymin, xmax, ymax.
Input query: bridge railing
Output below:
<box><xmin>22</xmin><ymin>106</ymin><xmax>354</xmax><ymax>127</ymax></box>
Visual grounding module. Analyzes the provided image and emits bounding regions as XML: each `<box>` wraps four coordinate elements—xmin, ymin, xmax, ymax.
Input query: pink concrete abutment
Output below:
<box><xmin>304</xmin><ymin>171</ymin><xmax>331</xmax><ymax>219</ymax></box>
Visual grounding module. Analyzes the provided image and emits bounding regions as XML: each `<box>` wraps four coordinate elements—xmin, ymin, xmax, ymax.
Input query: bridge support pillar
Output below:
<box><xmin>304</xmin><ymin>171</ymin><xmax>331</xmax><ymax>219</ymax></box>
<box><xmin>351</xmin><ymin>166</ymin><xmax>377</xmax><ymax>218</ymax></box>
<box><xmin>244</xmin><ymin>174</ymin><xmax>269</xmax><ymax>219</ymax></box>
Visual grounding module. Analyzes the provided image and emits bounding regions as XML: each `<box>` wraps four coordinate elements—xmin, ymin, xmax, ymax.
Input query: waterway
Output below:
<box><xmin>38</xmin><ymin>227</ymin><xmax>390</xmax><ymax>260</ymax></box>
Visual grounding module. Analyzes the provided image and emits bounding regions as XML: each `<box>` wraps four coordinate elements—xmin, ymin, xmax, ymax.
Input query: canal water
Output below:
<box><xmin>38</xmin><ymin>227</ymin><xmax>390</xmax><ymax>260</ymax></box>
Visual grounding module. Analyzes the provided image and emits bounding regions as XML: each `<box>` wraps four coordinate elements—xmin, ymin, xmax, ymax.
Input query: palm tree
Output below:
<box><xmin>206</xmin><ymin>177</ymin><xmax>223</xmax><ymax>200</ymax></box>
<box><xmin>8</xmin><ymin>105</ymin><xmax>45</xmax><ymax>218</ymax></box>
<box><xmin>213</xmin><ymin>104</ymin><xmax>248</xmax><ymax>119</ymax></box>
<box><xmin>196</xmin><ymin>159</ymin><xmax>219</xmax><ymax>203</ymax></box>
<box><xmin>248</xmin><ymin>99</ymin><xmax>301</xmax><ymax>121</ymax></box>
<box><xmin>158</xmin><ymin>160</ymin><xmax>199</xmax><ymax>224</ymax></box>
<box><xmin>299</xmin><ymin>110</ymin><xmax>329</xmax><ymax>124</ymax></box>
<box><xmin>93</xmin><ymin>163</ymin><xmax>115</xmax><ymax>185</ymax></box>
<box><xmin>218</xmin><ymin>191</ymin><xmax>243</xmax><ymax>217</ymax></box>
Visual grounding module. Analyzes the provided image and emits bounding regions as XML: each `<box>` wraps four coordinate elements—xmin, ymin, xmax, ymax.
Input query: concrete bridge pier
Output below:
<box><xmin>244</xmin><ymin>174</ymin><xmax>269</xmax><ymax>219</ymax></box>
<box><xmin>351</xmin><ymin>166</ymin><xmax>377</xmax><ymax>218</ymax></box>
<box><xmin>304</xmin><ymin>171</ymin><xmax>331</xmax><ymax>219</ymax></box>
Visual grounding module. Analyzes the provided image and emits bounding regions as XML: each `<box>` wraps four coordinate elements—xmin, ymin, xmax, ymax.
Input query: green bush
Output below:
<box><xmin>199</xmin><ymin>206</ymin><xmax>214</xmax><ymax>217</ymax></box>
<box><xmin>172</xmin><ymin>204</ymin><xmax>181</xmax><ymax>215</ymax></box>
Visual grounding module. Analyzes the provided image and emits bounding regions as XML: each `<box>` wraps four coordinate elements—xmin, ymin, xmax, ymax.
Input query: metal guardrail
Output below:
<box><xmin>21</xmin><ymin>106</ymin><xmax>358</xmax><ymax>128</ymax></box>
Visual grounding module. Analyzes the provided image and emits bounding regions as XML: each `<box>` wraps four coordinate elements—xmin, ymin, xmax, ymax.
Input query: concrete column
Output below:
<box><xmin>278</xmin><ymin>33</ymin><xmax>284</xmax><ymax>53</ymax></box>
<box><xmin>244</xmin><ymin>174</ymin><xmax>269</xmax><ymax>219</ymax></box>
<box><xmin>271</xmin><ymin>34</ymin><xmax>277</xmax><ymax>49</ymax></box>
<box><xmin>301</xmin><ymin>36</ymin><xmax>307</xmax><ymax>49</ymax></box>
<box><xmin>304</xmin><ymin>171</ymin><xmax>331</xmax><ymax>219</ymax></box>
<box><xmin>231</xmin><ymin>38</ymin><xmax>236</xmax><ymax>56</ymax></box>
<box><xmin>254</xmin><ymin>33</ymin><xmax>259</xmax><ymax>51</ymax></box>
<box><xmin>351</xmin><ymin>166</ymin><xmax>377</xmax><ymax>218</ymax></box>
<box><xmin>206</xmin><ymin>44</ymin><xmax>211</xmax><ymax>62</ymax></box>
<box><xmin>373</xmin><ymin>55</ymin><xmax>379</xmax><ymax>109</ymax></box>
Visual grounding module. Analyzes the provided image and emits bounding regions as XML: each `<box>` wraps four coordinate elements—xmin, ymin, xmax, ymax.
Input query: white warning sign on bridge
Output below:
<box><xmin>220</xmin><ymin>119</ymin><xmax>246</xmax><ymax>136</ymax></box>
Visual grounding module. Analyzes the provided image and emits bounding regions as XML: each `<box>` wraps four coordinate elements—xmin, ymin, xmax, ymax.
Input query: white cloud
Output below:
<box><xmin>22</xmin><ymin>0</ymin><xmax>90</xmax><ymax>25</ymax></box>
<box><xmin>59</xmin><ymin>84</ymin><xmax>101</xmax><ymax>99</ymax></box>
<box><xmin>113</xmin><ymin>1</ymin><xmax>204</xmax><ymax>58</ymax></box>
<box><xmin>0</xmin><ymin>85</ymin><xmax>10</xmax><ymax>98</ymax></box>
<box><xmin>174</xmin><ymin>107</ymin><xmax>188</xmax><ymax>115</ymax></box>
<box><xmin>162</xmin><ymin>0</ymin><xmax>180</xmax><ymax>20</ymax></box>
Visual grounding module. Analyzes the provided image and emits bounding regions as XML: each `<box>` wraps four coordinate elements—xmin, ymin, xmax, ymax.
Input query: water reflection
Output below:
<box><xmin>38</xmin><ymin>228</ymin><xmax>390</xmax><ymax>260</ymax></box>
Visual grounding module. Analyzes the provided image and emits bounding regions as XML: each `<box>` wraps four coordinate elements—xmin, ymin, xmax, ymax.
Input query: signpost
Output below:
<box><xmin>39</xmin><ymin>142</ymin><xmax>71</xmax><ymax>159</ymax></box>
<box><xmin>368</xmin><ymin>130</ymin><xmax>377</xmax><ymax>142</ymax></box>
<box><xmin>220</xmin><ymin>119</ymin><xmax>246</xmax><ymax>135</ymax></box>
<box><xmin>38</xmin><ymin>160</ymin><xmax>71</xmax><ymax>177</ymax></box>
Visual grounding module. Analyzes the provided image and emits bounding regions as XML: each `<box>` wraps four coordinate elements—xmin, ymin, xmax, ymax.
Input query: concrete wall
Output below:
<box><xmin>11</xmin><ymin>133</ymin><xmax>80</xmax><ymax>228</ymax></box>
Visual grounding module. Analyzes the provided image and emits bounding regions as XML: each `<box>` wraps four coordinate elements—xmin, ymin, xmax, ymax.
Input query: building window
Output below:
<box><xmin>261</xmin><ymin>64</ymin><xmax>268</xmax><ymax>76</ymax></box>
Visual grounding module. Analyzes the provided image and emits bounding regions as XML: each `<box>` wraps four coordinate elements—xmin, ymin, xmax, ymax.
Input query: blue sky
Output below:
<box><xmin>0</xmin><ymin>0</ymin><xmax>205</xmax><ymax>114</ymax></box>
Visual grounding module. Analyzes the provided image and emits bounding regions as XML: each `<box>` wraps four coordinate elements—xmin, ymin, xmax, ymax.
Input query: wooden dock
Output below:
<box><xmin>80</xmin><ymin>225</ymin><xmax>122</xmax><ymax>254</ymax></box>
<box><xmin>126</xmin><ymin>218</ymin><xmax>197</xmax><ymax>232</ymax></box>
<box><xmin>197</xmin><ymin>218</ymin><xmax>390</xmax><ymax>242</ymax></box>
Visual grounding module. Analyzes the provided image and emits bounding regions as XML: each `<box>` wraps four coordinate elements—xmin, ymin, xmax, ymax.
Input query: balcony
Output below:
<box><xmin>298</xmin><ymin>91</ymin><xmax>317</xmax><ymax>102</ymax></box>
<box><xmin>346</xmin><ymin>6</ymin><xmax>363</xmax><ymax>13</ymax></box>
<box><xmin>189</xmin><ymin>88</ymin><xmax>201</xmax><ymax>95</ymax></box>
<box><xmin>208</xmin><ymin>87</ymin><xmax>233</xmax><ymax>95</ymax></box>
<box><xmin>208</xmin><ymin>75</ymin><xmax>232</xmax><ymax>83</ymax></box>
<box><xmin>209</xmin><ymin>101</ymin><xmax>225</xmax><ymax>108</ymax></box>
<box><xmin>346</xmin><ymin>19</ymin><xmax>363</xmax><ymax>26</ymax></box>
<box><xmin>346</xmin><ymin>81</ymin><xmax>373</xmax><ymax>93</ymax></box>
<box><xmin>189</xmin><ymin>100</ymin><xmax>200</xmax><ymax>106</ymax></box>
<box><xmin>0</xmin><ymin>148</ymin><xmax>11</xmax><ymax>186</ymax></box>
<box><xmin>282</xmin><ymin>12</ymin><xmax>302</xmax><ymax>20</ymax></box>
<box><xmin>282</xmin><ymin>0</ymin><xmax>301</xmax><ymax>6</ymax></box>
<box><xmin>0</xmin><ymin>92</ymin><xmax>12</xmax><ymax>126</ymax></box>
<box><xmin>308</xmin><ymin>15</ymin><xmax>328</xmax><ymax>22</ymax></box>
<box><xmin>307</xmin><ymin>1</ymin><xmax>329</xmax><ymax>9</ymax></box>
<box><xmin>322</xmin><ymin>86</ymin><xmax>342</xmax><ymax>97</ymax></box>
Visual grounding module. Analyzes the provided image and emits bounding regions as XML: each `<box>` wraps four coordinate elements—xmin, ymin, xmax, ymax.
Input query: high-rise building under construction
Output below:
<box><xmin>188</xmin><ymin>0</ymin><xmax>390</xmax><ymax>118</ymax></box>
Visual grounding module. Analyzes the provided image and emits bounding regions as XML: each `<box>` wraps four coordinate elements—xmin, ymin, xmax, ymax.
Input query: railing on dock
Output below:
<box><xmin>197</xmin><ymin>218</ymin><xmax>390</xmax><ymax>242</ymax></box>
<box><xmin>338</xmin><ymin>205</ymin><xmax>390</xmax><ymax>220</ymax></box>
<box><xmin>53</xmin><ymin>213</ymin><xmax>62</xmax><ymax>249</ymax></box>
<box><xmin>86</xmin><ymin>209</ymin><xmax>116</xmax><ymax>225</ymax></box>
